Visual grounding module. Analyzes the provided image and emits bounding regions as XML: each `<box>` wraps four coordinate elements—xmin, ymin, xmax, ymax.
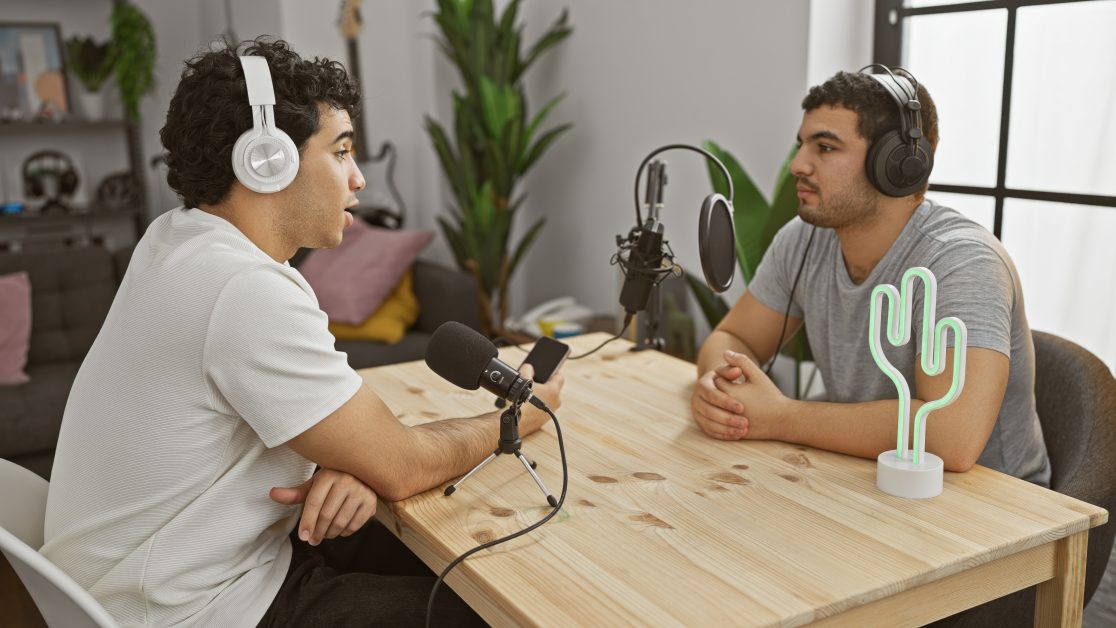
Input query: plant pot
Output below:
<box><xmin>78</xmin><ymin>89</ymin><xmax>106</xmax><ymax>121</ymax></box>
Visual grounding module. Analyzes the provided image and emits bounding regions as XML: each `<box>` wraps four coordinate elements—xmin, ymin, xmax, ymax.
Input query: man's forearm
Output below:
<box><xmin>391</xmin><ymin>404</ymin><xmax>550</xmax><ymax>501</ymax></box>
<box><xmin>774</xmin><ymin>397</ymin><xmax>977</xmax><ymax>472</ymax></box>
<box><xmin>697</xmin><ymin>329</ymin><xmax>761</xmax><ymax>376</ymax></box>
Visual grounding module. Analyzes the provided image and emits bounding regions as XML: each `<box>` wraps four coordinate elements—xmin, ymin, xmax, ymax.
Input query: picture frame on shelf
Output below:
<box><xmin>0</xmin><ymin>22</ymin><xmax>71</xmax><ymax>122</ymax></box>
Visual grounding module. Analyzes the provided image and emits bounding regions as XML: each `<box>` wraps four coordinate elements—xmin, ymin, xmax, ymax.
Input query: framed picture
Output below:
<box><xmin>0</xmin><ymin>22</ymin><xmax>70</xmax><ymax>120</ymax></box>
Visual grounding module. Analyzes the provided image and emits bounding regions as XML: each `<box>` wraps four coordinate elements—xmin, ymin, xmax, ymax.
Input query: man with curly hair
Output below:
<box><xmin>690</xmin><ymin>69</ymin><xmax>1050</xmax><ymax>487</ymax></box>
<box><xmin>42</xmin><ymin>38</ymin><xmax>560</xmax><ymax>627</ymax></box>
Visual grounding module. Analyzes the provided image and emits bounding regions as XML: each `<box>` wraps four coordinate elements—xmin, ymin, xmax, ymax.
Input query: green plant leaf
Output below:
<box><xmin>110</xmin><ymin>1</ymin><xmax>156</xmax><ymax>122</ymax></box>
<box><xmin>507</xmin><ymin>216</ymin><xmax>546</xmax><ymax>281</ymax></box>
<box><xmin>762</xmin><ymin>146</ymin><xmax>801</xmax><ymax>252</ymax></box>
<box><xmin>518</xmin><ymin>9</ymin><xmax>571</xmax><ymax>80</ymax></box>
<box><xmin>684</xmin><ymin>271</ymin><xmax>731</xmax><ymax>329</ymax></box>
<box><xmin>521</xmin><ymin>123</ymin><xmax>572</xmax><ymax>174</ymax></box>
<box><xmin>425</xmin><ymin>116</ymin><xmax>471</xmax><ymax>212</ymax></box>
<box><xmin>703</xmin><ymin>140</ymin><xmax>769</xmax><ymax>284</ymax></box>
<box><xmin>427</xmin><ymin>0</ymin><xmax>573</xmax><ymax>324</ymax></box>
<box><xmin>525</xmin><ymin>93</ymin><xmax>565</xmax><ymax>148</ymax></box>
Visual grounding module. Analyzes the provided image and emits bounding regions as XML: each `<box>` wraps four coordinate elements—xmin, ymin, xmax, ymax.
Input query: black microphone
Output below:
<box><xmin>425</xmin><ymin>321</ymin><xmax>534</xmax><ymax>405</ymax></box>
<box><xmin>618</xmin><ymin>218</ymin><xmax>665</xmax><ymax>315</ymax></box>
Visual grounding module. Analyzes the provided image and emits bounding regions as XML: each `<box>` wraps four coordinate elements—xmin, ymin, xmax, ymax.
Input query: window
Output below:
<box><xmin>875</xmin><ymin>0</ymin><xmax>1116</xmax><ymax>370</ymax></box>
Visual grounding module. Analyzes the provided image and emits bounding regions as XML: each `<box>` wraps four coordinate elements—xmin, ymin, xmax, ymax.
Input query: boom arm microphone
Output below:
<box><xmin>618</xmin><ymin>218</ymin><xmax>666</xmax><ymax>315</ymax></box>
<box><xmin>425</xmin><ymin>321</ymin><xmax>534</xmax><ymax>405</ymax></box>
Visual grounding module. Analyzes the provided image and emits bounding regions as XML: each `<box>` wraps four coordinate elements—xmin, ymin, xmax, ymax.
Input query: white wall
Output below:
<box><xmin>514</xmin><ymin>1</ymin><xmax>811</xmax><ymax>319</ymax></box>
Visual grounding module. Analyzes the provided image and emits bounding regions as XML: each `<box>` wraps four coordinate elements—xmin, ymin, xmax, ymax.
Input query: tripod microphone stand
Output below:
<box><xmin>444</xmin><ymin>397</ymin><xmax>558</xmax><ymax>508</ymax></box>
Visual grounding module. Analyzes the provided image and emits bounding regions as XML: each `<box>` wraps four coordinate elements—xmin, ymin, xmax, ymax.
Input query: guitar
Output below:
<box><xmin>338</xmin><ymin>0</ymin><xmax>369</xmax><ymax>158</ymax></box>
<box><xmin>338</xmin><ymin>1</ymin><xmax>405</xmax><ymax>229</ymax></box>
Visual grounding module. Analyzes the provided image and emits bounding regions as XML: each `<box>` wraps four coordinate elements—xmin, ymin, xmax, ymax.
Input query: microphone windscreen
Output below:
<box><xmin>699</xmin><ymin>193</ymin><xmax>736</xmax><ymax>293</ymax></box>
<box><xmin>425</xmin><ymin>321</ymin><xmax>497</xmax><ymax>390</ymax></box>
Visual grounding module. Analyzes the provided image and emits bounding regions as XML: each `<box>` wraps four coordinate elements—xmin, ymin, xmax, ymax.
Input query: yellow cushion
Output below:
<box><xmin>328</xmin><ymin>270</ymin><xmax>419</xmax><ymax>344</ymax></box>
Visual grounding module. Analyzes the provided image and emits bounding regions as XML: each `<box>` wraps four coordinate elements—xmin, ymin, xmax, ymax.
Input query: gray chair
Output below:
<box><xmin>933</xmin><ymin>331</ymin><xmax>1116</xmax><ymax>626</ymax></box>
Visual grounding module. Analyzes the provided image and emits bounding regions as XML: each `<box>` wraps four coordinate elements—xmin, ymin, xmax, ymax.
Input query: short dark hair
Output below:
<box><xmin>160</xmin><ymin>37</ymin><xmax>361</xmax><ymax>208</ymax></box>
<box><xmin>802</xmin><ymin>70</ymin><xmax>939</xmax><ymax>153</ymax></box>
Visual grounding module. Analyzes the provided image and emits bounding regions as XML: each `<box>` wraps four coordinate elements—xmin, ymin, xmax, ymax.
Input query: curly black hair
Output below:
<box><xmin>160</xmin><ymin>37</ymin><xmax>361</xmax><ymax>208</ymax></box>
<box><xmin>802</xmin><ymin>69</ymin><xmax>939</xmax><ymax>154</ymax></box>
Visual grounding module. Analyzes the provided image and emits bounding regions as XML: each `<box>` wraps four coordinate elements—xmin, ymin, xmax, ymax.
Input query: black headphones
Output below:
<box><xmin>22</xmin><ymin>149</ymin><xmax>80</xmax><ymax>201</ymax></box>
<box><xmin>860</xmin><ymin>64</ymin><xmax>934</xmax><ymax>198</ymax></box>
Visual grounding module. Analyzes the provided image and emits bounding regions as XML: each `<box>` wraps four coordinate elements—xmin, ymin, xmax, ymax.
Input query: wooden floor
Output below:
<box><xmin>1085</xmin><ymin>543</ymin><xmax>1116</xmax><ymax>628</ymax></box>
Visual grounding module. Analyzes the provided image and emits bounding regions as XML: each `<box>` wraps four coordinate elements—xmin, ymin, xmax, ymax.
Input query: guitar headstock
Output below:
<box><xmin>338</xmin><ymin>0</ymin><xmax>362</xmax><ymax>40</ymax></box>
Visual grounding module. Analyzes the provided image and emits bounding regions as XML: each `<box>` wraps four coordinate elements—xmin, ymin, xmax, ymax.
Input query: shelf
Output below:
<box><xmin>0</xmin><ymin>207</ymin><xmax>143</xmax><ymax>222</ymax></box>
<box><xmin>0</xmin><ymin>119</ymin><xmax>128</xmax><ymax>135</ymax></box>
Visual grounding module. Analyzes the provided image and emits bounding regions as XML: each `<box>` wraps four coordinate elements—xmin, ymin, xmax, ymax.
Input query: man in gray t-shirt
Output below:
<box><xmin>691</xmin><ymin>69</ymin><xmax>1050</xmax><ymax>486</ymax></box>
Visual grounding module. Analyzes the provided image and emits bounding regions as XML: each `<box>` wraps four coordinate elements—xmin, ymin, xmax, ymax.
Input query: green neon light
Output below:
<box><xmin>868</xmin><ymin>266</ymin><xmax>967</xmax><ymax>465</ymax></box>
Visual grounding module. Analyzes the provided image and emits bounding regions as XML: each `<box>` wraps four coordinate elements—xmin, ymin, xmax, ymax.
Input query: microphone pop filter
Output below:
<box><xmin>425</xmin><ymin>321</ymin><xmax>498</xmax><ymax>390</ymax></box>
<box><xmin>698</xmin><ymin>193</ymin><xmax>736</xmax><ymax>293</ymax></box>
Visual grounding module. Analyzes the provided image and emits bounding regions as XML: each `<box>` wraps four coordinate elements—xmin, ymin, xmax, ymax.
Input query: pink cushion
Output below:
<box><xmin>0</xmin><ymin>271</ymin><xmax>32</xmax><ymax>385</ymax></box>
<box><xmin>299</xmin><ymin>219</ymin><xmax>434</xmax><ymax>325</ymax></box>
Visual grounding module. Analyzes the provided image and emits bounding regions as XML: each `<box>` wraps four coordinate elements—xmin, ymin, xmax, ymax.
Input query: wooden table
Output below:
<box><xmin>360</xmin><ymin>333</ymin><xmax>1107</xmax><ymax>627</ymax></box>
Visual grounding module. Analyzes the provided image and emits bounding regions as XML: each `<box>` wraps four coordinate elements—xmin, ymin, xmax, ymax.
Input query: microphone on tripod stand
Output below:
<box><xmin>424</xmin><ymin>321</ymin><xmax>557</xmax><ymax>506</ymax></box>
<box><xmin>613</xmin><ymin>143</ymin><xmax>739</xmax><ymax>351</ymax></box>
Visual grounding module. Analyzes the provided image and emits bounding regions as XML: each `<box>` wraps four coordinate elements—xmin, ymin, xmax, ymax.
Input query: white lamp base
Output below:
<box><xmin>877</xmin><ymin>450</ymin><xmax>943</xmax><ymax>499</ymax></box>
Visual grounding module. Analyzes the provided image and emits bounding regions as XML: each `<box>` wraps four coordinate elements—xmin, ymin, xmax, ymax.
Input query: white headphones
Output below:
<box><xmin>231</xmin><ymin>56</ymin><xmax>300</xmax><ymax>193</ymax></box>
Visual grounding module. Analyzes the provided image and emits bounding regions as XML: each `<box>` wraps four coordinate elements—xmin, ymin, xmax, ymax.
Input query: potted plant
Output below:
<box><xmin>110</xmin><ymin>0</ymin><xmax>156</xmax><ymax>123</ymax></box>
<box><xmin>64</xmin><ymin>35</ymin><xmax>114</xmax><ymax>120</ymax></box>
<box><xmin>426</xmin><ymin>0</ymin><xmax>573</xmax><ymax>337</ymax></box>
<box><xmin>686</xmin><ymin>141</ymin><xmax>816</xmax><ymax>397</ymax></box>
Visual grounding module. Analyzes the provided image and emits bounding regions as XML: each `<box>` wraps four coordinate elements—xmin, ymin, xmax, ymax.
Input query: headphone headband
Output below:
<box><xmin>232</xmin><ymin>55</ymin><xmax>299</xmax><ymax>193</ymax></box>
<box><xmin>858</xmin><ymin>64</ymin><xmax>934</xmax><ymax>197</ymax></box>
<box><xmin>240</xmin><ymin>56</ymin><xmax>277</xmax><ymax>106</ymax></box>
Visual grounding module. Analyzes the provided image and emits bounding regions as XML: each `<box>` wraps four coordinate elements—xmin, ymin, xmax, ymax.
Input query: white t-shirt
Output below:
<box><xmin>42</xmin><ymin>207</ymin><xmax>363</xmax><ymax>627</ymax></box>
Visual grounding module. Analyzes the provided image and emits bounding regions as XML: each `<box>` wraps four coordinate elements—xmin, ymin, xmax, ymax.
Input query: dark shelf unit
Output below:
<box><xmin>0</xmin><ymin>116</ymin><xmax>148</xmax><ymax>252</ymax></box>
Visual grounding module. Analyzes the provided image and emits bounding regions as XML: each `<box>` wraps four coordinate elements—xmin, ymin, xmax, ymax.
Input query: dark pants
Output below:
<box><xmin>256</xmin><ymin>519</ymin><xmax>487</xmax><ymax>627</ymax></box>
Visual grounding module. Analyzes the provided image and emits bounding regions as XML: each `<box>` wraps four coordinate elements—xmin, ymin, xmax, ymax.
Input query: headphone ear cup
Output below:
<box><xmin>866</xmin><ymin>131</ymin><xmax>932</xmax><ymax>198</ymax></box>
<box><xmin>60</xmin><ymin>166</ymin><xmax>79</xmax><ymax>196</ymax></box>
<box><xmin>24</xmin><ymin>171</ymin><xmax>42</xmax><ymax>198</ymax></box>
<box><xmin>231</xmin><ymin>126</ymin><xmax>300</xmax><ymax>194</ymax></box>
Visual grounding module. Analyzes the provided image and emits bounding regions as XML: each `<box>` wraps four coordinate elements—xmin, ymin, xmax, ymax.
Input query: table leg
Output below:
<box><xmin>1034</xmin><ymin>530</ymin><xmax>1088</xmax><ymax>627</ymax></box>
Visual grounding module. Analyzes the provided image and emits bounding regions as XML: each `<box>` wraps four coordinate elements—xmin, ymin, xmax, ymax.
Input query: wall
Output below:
<box><xmin>2</xmin><ymin>1</ymin><xmax>812</xmax><ymax>324</ymax></box>
<box><xmin>514</xmin><ymin>1</ymin><xmax>811</xmax><ymax>320</ymax></box>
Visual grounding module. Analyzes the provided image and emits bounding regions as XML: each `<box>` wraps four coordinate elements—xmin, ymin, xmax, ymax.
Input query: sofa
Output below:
<box><xmin>0</xmin><ymin>244</ymin><xmax>482</xmax><ymax>480</ymax></box>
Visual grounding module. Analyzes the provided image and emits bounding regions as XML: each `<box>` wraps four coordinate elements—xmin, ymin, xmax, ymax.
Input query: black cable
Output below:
<box><xmin>568</xmin><ymin>314</ymin><xmax>632</xmax><ymax>360</ymax></box>
<box><xmin>424</xmin><ymin>399</ymin><xmax>568</xmax><ymax>628</ymax></box>
<box><xmin>492</xmin><ymin>336</ymin><xmax>531</xmax><ymax>354</ymax></box>
<box><xmin>765</xmin><ymin>225</ymin><xmax>816</xmax><ymax>377</ymax></box>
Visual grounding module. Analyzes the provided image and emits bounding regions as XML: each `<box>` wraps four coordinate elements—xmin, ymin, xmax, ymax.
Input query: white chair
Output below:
<box><xmin>0</xmin><ymin>458</ymin><xmax>117</xmax><ymax>628</ymax></box>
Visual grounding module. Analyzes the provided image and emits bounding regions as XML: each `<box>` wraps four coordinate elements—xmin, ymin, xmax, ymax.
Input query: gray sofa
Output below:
<box><xmin>0</xmin><ymin>245</ymin><xmax>481</xmax><ymax>480</ymax></box>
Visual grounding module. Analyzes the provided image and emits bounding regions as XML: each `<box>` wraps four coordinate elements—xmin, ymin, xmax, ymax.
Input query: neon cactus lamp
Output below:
<box><xmin>869</xmin><ymin>266</ymin><xmax>967</xmax><ymax>498</ymax></box>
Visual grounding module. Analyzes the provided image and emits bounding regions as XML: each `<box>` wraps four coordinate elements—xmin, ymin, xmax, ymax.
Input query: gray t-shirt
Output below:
<box><xmin>749</xmin><ymin>199</ymin><xmax>1050</xmax><ymax>485</ymax></box>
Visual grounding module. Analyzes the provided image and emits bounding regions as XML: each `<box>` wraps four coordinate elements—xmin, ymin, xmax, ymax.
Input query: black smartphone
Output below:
<box><xmin>495</xmin><ymin>337</ymin><xmax>570</xmax><ymax>408</ymax></box>
<box><xmin>521</xmin><ymin>336</ymin><xmax>571</xmax><ymax>384</ymax></box>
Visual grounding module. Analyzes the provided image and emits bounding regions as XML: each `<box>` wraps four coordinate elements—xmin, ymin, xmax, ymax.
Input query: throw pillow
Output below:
<box><xmin>0</xmin><ymin>271</ymin><xmax>32</xmax><ymax>385</ymax></box>
<box><xmin>329</xmin><ymin>270</ymin><xmax>419</xmax><ymax>344</ymax></box>
<box><xmin>299</xmin><ymin>218</ymin><xmax>433</xmax><ymax>325</ymax></box>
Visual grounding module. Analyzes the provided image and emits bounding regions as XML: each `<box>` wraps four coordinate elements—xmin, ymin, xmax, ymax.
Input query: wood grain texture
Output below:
<box><xmin>362</xmin><ymin>333</ymin><xmax>1108</xmax><ymax>627</ymax></box>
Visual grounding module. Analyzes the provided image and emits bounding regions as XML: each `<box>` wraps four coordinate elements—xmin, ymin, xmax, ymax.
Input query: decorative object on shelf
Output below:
<box><xmin>0</xmin><ymin>23</ymin><xmax>71</xmax><ymax>121</ymax></box>
<box><xmin>64</xmin><ymin>35</ymin><xmax>114</xmax><ymax>121</ymax></box>
<box><xmin>426</xmin><ymin>0</ymin><xmax>573</xmax><ymax>337</ymax></box>
<box><xmin>21</xmin><ymin>149</ymin><xmax>79</xmax><ymax>214</ymax></box>
<box><xmin>110</xmin><ymin>1</ymin><xmax>156</xmax><ymax>123</ymax></box>
<box><xmin>94</xmin><ymin>172</ymin><xmax>140</xmax><ymax>211</ymax></box>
